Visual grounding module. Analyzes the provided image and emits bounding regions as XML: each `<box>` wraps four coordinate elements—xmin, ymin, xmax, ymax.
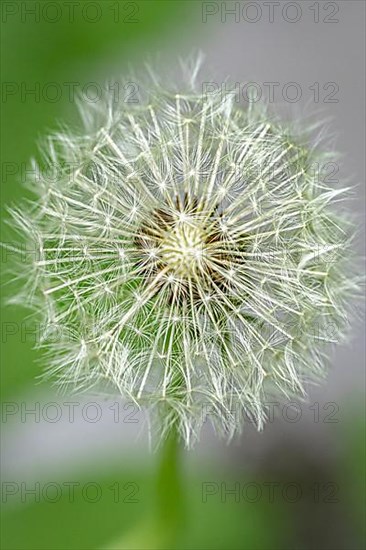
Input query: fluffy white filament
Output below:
<box><xmin>8</xmin><ymin>64</ymin><xmax>356</xmax><ymax>446</ymax></box>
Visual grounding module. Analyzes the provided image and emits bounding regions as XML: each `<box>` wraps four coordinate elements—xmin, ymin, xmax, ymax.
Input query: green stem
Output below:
<box><xmin>156</xmin><ymin>426</ymin><xmax>185</xmax><ymax>542</ymax></box>
<box><xmin>102</xmin><ymin>427</ymin><xmax>184</xmax><ymax>550</ymax></box>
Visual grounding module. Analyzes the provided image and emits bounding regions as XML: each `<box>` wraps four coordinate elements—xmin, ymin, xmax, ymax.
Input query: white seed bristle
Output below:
<box><xmin>6</xmin><ymin>59</ymin><xmax>358</xmax><ymax>447</ymax></box>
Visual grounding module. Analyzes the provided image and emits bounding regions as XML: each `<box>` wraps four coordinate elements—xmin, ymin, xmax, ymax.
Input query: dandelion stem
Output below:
<box><xmin>155</xmin><ymin>424</ymin><xmax>185</xmax><ymax>545</ymax></box>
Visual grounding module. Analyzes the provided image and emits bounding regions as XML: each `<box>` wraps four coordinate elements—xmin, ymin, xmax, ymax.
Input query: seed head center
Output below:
<box><xmin>160</xmin><ymin>221</ymin><xmax>205</xmax><ymax>278</ymax></box>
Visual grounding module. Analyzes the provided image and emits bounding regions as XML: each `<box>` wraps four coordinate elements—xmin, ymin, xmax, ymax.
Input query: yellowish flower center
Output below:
<box><xmin>160</xmin><ymin>221</ymin><xmax>206</xmax><ymax>278</ymax></box>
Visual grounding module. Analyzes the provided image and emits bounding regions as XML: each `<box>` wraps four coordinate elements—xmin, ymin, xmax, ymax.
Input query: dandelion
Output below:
<box><xmin>7</xmin><ymin>61</ymin><xmax>357</xmax><ymax>447</ymax></box>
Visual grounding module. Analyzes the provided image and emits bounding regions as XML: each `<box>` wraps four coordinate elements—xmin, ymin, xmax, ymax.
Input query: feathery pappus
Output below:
<box><xmin>7</xmin><ymin>60</ymin><xmax>358</xmax><ymax>446</ymax></box>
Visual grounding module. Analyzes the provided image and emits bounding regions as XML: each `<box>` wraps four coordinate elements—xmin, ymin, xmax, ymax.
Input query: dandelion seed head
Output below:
<box><xmin>7</xmin><ymin>59</ymin><xmax>359</xmax><ymax>447</ymax></box>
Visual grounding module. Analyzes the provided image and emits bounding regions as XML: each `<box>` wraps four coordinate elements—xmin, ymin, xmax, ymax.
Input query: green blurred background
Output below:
<box><xmin>1</xmin><ymin>1</ymin><xmax>365</xmax><ymax>549</ymax></box>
